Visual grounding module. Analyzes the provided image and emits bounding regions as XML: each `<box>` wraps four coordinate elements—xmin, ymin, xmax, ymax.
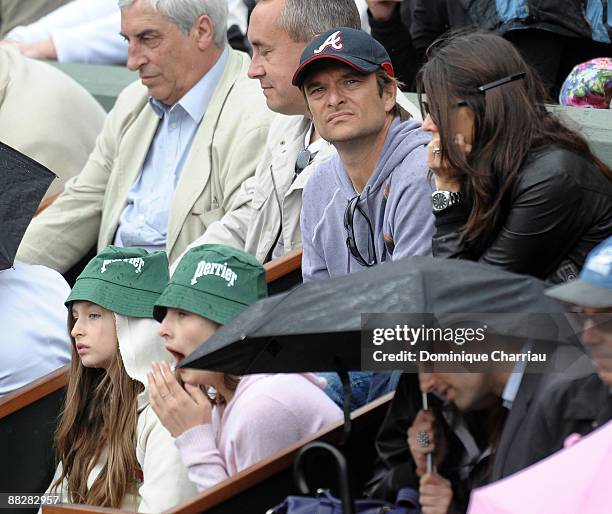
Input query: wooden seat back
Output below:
<box><xmin>264</xmin><ymin>248</ymin><xmax>303</xmax><ymax>295</ymax></box>
<box><xmin>43</xmin><ymin>393</ymin><xmax>393</xmax><ymax>514</ymax></box>
<box><xmin>0</xmin><ymin>366</ymin><xmax>69</xmax><ymax>514</ymax></box>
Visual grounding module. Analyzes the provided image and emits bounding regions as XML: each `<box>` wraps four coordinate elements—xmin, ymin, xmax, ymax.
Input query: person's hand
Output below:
<box><xmin>427</xmin><ymin>134</ymin><xmax>472</xmax><ymax>191</ymax></box>
<box><xmin>407</xmin><ymin>409</ymin><xmax>445</xmax><ymax>477</ymax></box>
<box><xmin>366</xmin><ymin>0</ymin><xmax>400</xmax><ymax>22</ymax></box>
<box><xmin>148</xmin><ymin>361</ymin><xmax>212</xmax><ymax>438</ymax></box>
<box><xmin>419</xmin><ymin>472</ymin><xmax>453</xmax><ymax>514</ymax></box>
<box><xmin>0</xmin><ymin>38</ymin><xmax>57</xmax><ymax>59</ymax></box>
<box><xmin>0</xmin><ymin>38</ymin><xmax>20</xmax><ymax>50</ymax></box>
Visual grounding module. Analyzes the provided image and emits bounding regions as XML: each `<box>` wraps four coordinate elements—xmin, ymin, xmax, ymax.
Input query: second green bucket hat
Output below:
<box><xmin>65</xmin><ymin>245</ymin><xmax>169</xmax><ymax>318</ymax></box>
<box><xmin>153</xmin><ymin>244</ymin><xmax>267</xmax><ymax>325</ymax></box>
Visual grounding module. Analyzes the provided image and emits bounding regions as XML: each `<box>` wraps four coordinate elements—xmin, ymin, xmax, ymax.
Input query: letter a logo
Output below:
<box><xmin>314</xmin><ymin>30</ymin><xmax>343</xmax><ymax>54</ymax></box>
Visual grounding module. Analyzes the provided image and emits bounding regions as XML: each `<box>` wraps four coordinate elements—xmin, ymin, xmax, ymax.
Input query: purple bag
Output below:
<box><xmin>266</xmin><ymin>442</ymin><xmax>419</xmax><ymax>514</ymax></box>
<box><xmin>267</xmin><ymin>488</ymin><xmax>419</xmax><ymax>514</ymax></box>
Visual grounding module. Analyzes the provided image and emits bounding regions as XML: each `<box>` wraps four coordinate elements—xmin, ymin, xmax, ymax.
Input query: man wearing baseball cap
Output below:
<box><xmin>512</xmin><ymin>237</ymin><xmax>612</xmax><ymax>471</ymax></box>
<box><xmin>293</xmin><ymin>27</ymin><xmax>433</xmax><ymax>282</ymax></box>
<box><xmin>546</xmin><ymin>235</ymin><xmax>612</xmax><ymax>385</ymax></box>
<box><xmin>292</xmin><ymin>27</ymin><xmax>433</xmax><ymax>410</ymax></box>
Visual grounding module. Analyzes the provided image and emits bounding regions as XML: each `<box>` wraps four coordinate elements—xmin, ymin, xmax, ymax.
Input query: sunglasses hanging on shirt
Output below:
<box><xmin>343</xmin><ymin>194</ymin><xmax>378</xmax><ymax>267</ymax></box>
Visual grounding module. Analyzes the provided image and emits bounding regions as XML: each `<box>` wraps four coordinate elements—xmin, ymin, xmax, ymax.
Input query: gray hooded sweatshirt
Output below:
<box><xmin>301</xmin><ymin>117</ymin><xmax>434</xmax><ymax>281</ymax></box>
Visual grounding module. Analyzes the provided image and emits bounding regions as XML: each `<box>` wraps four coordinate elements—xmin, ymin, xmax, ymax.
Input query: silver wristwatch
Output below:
<box><xmin>431</xmin><ymin>191</ymin><xmax>464</xmax><ymax>212</ymax></box>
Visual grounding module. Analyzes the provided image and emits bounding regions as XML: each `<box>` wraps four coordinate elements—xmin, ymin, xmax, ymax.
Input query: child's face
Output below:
<box><xmin>70</xmin><ymin>301</ymin><xmax>117</xmax><ymax>369</ymax></box>
<box><xmin>159</xmin><ymin>308</ymin><xmax>220</xmax><ymax>385</ymax></box>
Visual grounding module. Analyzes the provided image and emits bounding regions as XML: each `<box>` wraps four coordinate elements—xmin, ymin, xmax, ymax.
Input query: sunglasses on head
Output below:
<box><xmin>419</xmin><ymin>72</ymin><xmax>527</xmax><ymax>119</ymax></box>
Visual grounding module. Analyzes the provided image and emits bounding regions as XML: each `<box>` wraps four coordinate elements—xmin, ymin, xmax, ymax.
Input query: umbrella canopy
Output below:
<box><xmin>467</xmin><ymin>420</ymin><xmax>612</xmax><ymax>514</ymax></box>
<box><xmin>0</xmin><ymin>142</ymin><xmax>56</xmax><ymax>270</ymax></box>
<box><xmin>179</xmin><ymin>256</ymin><xmax>578</xmax><ymax>374</ymax></box>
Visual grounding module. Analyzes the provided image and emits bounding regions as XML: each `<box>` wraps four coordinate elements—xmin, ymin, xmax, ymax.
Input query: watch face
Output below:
<box><xmin>432</xmin><ymin>192</ymin><xmax>449</xmax><ymax>211</ymax></box>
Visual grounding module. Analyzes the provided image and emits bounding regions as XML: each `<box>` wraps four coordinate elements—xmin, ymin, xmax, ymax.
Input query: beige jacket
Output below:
<box><xmin>42</xmin><ymin>317</ymin><xmax>197</xmax><ymax>513</ymax></box>
<box><xmin>177</xmin><ymin>114</ymin><xmax>334</xmax><ymax>265</ymax></box>
<box><xmin>175</xmin><ymin>94</ymin><xmax>422</xmax><ymax>266</ymax></box>
<box><xmin>0</xmin><ymin>46</ymin><xmax>106</xmax><ymax>197</ymax></box>
<box><xmin>17</xmin><ymin>48</ymin><xmax>273</xmax><ymax>273</ymax></box>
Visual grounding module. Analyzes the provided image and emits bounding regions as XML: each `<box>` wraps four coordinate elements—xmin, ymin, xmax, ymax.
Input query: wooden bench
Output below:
<box><xmin>36</xmin><ymin>192</ymin><xmax>60</xmax><ymax>216</ymax></box>
<box><xmin>43</xmin><ymin>393</ymin><xmax>393</xmax><ymax>514</ymax></box>
<box><xmin>0</xmin><ymin>366</ymin><xmax>70</xmax><ymax>514</ymax></box>
<box><xmin>264</xmin><ymin>247</ymin><xmax>302</xmax><ymax>295</ymax></box>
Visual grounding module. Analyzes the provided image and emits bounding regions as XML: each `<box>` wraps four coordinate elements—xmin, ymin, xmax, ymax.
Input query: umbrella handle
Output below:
<box><xmin>422</xmin><ymin>391</ymin><xmax>434</xmax><ymax>474</ymax></box>
<box><xmin>338</xmin><ymin>368</ymin><xmax>352</xmax><ymax>445</ymax></box>
<box><xmin>294</xmin><ymin>441</ymin><xmax>355</xmax><ymax>514</ymax></box>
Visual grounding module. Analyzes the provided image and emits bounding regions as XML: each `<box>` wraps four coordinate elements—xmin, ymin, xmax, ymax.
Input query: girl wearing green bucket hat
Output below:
<box><xmin>147</xmin><ymin>244</ymin><xmax>342</xmax><ymax>492</ymax></box>
<box><xmin>41</xmin><ymin>246</ymin><xmax>197</xmax><ymax>511</ymax></box>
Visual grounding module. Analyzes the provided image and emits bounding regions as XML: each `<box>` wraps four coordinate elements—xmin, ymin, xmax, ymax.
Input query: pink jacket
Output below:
<box><xmin>174</xmin><ymin>373</ymin><xmax>342</xmax><ymax>492</ymax></box>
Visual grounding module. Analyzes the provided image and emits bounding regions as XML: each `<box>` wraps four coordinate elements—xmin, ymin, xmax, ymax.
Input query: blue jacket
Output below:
<box><xmin>466</xmin><ymin>0</ymin><xmax>612</xmax><ymax>43</ymax></box>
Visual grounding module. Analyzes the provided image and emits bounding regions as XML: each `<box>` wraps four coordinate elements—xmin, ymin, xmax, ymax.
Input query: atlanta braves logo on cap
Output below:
<box><xmin>292</xmin><ymin>27</ymin><xmax>394</xmax><ymax>87</ymax></box>
<box><xmin>314</xmin><ymin>30</ymin><xmax>343</xmax><ymax>55</ymax></box>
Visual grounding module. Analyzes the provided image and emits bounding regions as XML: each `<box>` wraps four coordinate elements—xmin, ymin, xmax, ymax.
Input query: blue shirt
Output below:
<box><xmin>0</xmin><ymin>263</ymin><xmax>71</xmax><ymax>396</ymax></box>
<box><xmin>114</xmin><ymin>47</ymin><xmax>229</xmax><ymax>252</ymax></box>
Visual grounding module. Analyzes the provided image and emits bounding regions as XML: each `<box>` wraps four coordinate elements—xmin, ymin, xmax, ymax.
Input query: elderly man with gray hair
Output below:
<box><xmin>17</xmin><ymin>0</ymin><xmax>273</xmax><ymax>273</ymax></box>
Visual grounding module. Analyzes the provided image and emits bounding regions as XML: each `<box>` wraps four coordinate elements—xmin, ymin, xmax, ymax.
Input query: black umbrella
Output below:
<box><xmin>0</xmin><ymin>142</ymin><xmax>56</xmax><ymax>270</ymax></box>
<box><xmin>179</xmin><ymin>256</ymin><xmax>577</xmax><ymax>375</ymax></box>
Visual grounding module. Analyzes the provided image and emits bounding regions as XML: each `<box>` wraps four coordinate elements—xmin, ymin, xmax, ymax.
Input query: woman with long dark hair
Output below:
<box><xmin>419</xmin><ymin>31</ymin><xmax>612</xmax><ymax>283</ymax></box>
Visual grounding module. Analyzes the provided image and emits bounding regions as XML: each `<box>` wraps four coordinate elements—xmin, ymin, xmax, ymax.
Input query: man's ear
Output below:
<box><xmin>194</xmin><ymin>14</ymin><xmax>215</xmax><ymax>50</ymax></box>
<box><xmin>383</xmin><ymin>83</ymin><xmax>397</xmax><ymax>114</ymax></box>
<box><xmin>301</xmin><ymin>88</ymin><xmax>312</xmax><ymax>115</ymax></box>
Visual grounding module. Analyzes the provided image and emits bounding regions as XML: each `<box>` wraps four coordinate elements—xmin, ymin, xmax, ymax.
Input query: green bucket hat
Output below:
<box><xmin>153</xmin><ymin>244</ymin><xmax>267</xmax><ymax>325</ymax></box>
<box><xmin>66</xmin><ymin>246</ymin><xmax>169</xmax><ymax>318</ymax></box>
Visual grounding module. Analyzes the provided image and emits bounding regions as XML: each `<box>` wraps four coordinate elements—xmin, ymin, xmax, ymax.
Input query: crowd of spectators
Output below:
<box><xmin>1</xmin><ymin>1</ymin><xmax>611</xmax><ymax>513</ymax></box>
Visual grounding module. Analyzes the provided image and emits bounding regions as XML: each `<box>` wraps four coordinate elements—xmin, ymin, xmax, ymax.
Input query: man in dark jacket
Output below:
<box><xmin>366</xmin><ymin>0</ymin><xmax>612</xmax><ymax>96</ymax></box>
<box><xmin>366</xmin><ymin>373</ymin><xmax>499</xmax><ymax>513</ymax></box>
<box><xmin>365</xmin><ymin>0</ymin><xmax>471</xmax><ymax>89</ymax></box>
<box><xmin>519</xmin><ymin>236</ymin><xmax>612</xmax><ymax>468</ymax></box>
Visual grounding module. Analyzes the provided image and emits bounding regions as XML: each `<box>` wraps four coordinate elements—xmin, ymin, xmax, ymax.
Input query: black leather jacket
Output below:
<box><xmin>433</xmin><ymin>147</ymin><xmax>612</xmax><ymax>284</ymax></box>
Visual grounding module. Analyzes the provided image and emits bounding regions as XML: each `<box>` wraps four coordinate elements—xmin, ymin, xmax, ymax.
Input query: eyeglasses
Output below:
<box><xmin>420</xmin><ymin>99</ymin><xmax>468</xmax><ymax>119</ymax></box>
<box><xmin>344</xmin><ymin>195</ymin><xmax>377</xmax><ymax>267</ymax></box>
<box><xmin>419</xmin><ymin>71</ymin><xmax>527</xmax><ymax>119</ymax></box>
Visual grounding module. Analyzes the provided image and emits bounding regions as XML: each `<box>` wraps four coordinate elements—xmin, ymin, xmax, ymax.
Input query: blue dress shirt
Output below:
<box><xmin>114</xmin><ymin>47</ymin><xmax>229</xmax><ymax>252</ymax></box>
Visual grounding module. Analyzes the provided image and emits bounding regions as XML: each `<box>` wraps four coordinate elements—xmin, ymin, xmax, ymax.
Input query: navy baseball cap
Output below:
<box><xmin>546</xmin><ymin>236</ymin><xmax>612</xmax><ymax>308</ymax></box>
<box><xmin>292</xmin><ymin>27</ymin><xmax>394</xmax><ymax>87</ymax></box>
